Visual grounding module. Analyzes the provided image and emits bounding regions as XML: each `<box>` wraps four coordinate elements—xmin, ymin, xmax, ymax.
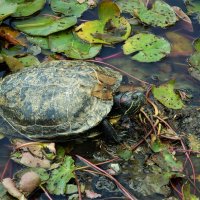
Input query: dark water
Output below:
<box><xmin>0</xmin><ymin>0</ymin><xmax>200</xmax><ymax>199</ymax></box>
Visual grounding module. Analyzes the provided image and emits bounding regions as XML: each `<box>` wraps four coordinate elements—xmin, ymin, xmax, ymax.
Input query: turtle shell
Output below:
<box><xmin>0</xmin><ymin>61</ymin><xmax>122</xmax><ymax>140</ymax></box>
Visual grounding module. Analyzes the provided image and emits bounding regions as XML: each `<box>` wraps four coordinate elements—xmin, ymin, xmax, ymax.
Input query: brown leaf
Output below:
<box><xmin>85</xmin><ymin>190</ymin><xmax>101</xmax><ymax>199</ymax></box>
<box><xmin>2</xmin><ymin>178</ymin><xmax>26</xmax><ymax>200</ymax></box>
<box><xmin>3</xmin><ymin>55</ymin><xmax>24</xmax><ymax>72</ymax></box>
<box><xmin>166</xmin><ymin>32</ymin><xmax>193</xmax><ymax>57</ymax></box>
<box><xmin>172</xmin><ymin>6</ymin><xmax>193</xmax><ymax>32</ymax></box>
<box><xmin>20</xmin><ymin>152</ymin><xmax>51</xmax><ymax>168</ymax></box>
<box><xmin>0</xmin><ymin>26</ymin><xmax>27</xmax><ymax>47</ymax></box>
<box><xmin>19</xmin><ymin>171</ymin><xmax>41</xmax><ymax>193</ymax></box>
<box><xmin>91</xmin><ymin>83</ymin><xmax>113</xmax><ymax>100</ymax></box>
<box><xmin>91</xmin><ymin>71</ymin><xmax>117</xmax><ymax>85</ymax></box>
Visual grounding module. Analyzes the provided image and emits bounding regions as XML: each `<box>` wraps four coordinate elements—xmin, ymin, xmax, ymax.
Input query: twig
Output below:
<box><xmin>180</xmin><ymin>138</ymin><xmax>196</xmax><ymax>194</ymax></box>
<box><xmin>1</xmin><ymin>159</ymin><xmax>11</xmax><ymax>180</ymax></box>
<box><xmin>76</xmin><ymin>157</ymin><xmax>119</xmax><ymax>171</ymax></box>
<box><xmin>40</xmin><ymin>184</ymin><xmax>53</xmax><ymax>200</ymax></box>
<box><xmin>15</xmin><ymin>142</ymin><xmax>44</xmax><ymax>150</ymax></box>
<box><xmin>76</xmin><ymin>155</ymin><xmax>138</xmax><ymax>200</ymax></box>
<box><xmin>86</xmin><ymin>59</ymin><xmax>151</xmax><ymax>86</ymax></box>
<box><xmin>170</xmin><ymin>181</ymin><xmax>183</xmax><ymax>199</ymax></box>
<box><xmin>74</xmin><ymin>173</ymin><xmax>82</xmax><ymax>200</ymax></box>
<box><xmin>95</xmin><ymin>52</ymin><xmax>123</xmax><ymax>61</ymax></box>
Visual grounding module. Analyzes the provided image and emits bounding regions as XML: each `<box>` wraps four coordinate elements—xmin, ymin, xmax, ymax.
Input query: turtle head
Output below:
<box><xmin>114</xmin><ymin>91</ymin><xmax>145</xmax><ymax>115</ymax></box>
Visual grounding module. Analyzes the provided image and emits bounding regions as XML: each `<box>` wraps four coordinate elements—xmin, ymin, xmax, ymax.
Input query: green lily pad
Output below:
<box><xmin>193</xmin><ymin>38</ymin><xmax>200</xmax><ymax>52</ymax></box>
<box><xmin>122</xmin><ymin>33</ymin><xmax>171</xmax><ymax>62</ymax></box>
<box><xmin>76</xmin><ymin>1</ymin><xmax>131</xmax><ymax>44</ymax></box>
<box><xmin>18</xmin><ymin>55</ymin><xmax>40</xmax><ymax>67</ymax></box>
<box><xmin>27</xmin><ymin>36</ymin><xmax>49</xmax><ymax>49</ymax></box>
<box><xmin>188</xmin><ymin>52</ymin><xmax>200</xmax><ymax>81</ymax></box>
<box><xmin>46</xmin><ymin>156</ymin><xmax>75</xmax><ymax>195</ymax></box>
<box><xmin>7</xmin><ymin>0</ymin><xmax>46</xmax><ymax>17</ymax></box>
<box><xmin>13</xmin><ymin>15</ymin><xmax>77</xmax><ymax>36</ymax></box>
<box><xmin>49</xmin><ymin>31</ymin><xmax>102</xmax><ymax>59</ymax></box>
<box><xmin>115</xmin><ymin>0</ymin><xmax>145</xmax><ymax>15</ymax></box>
<box><xmin>186</xmin><ymin>0</ymin><xmax>200</xmax><ymax>23</ymax></box>
<box><xmin>135</xmin><ymin>0</ymin><xmax>177</xmax><ymax>28</ymax></box>
<box><xmin>51</xmin><ymin>0</ymin><xmax>88</xmax><ymax>17</ymax></box>
<box><xmin>0</xmin><ymin>0</ymin><xmax>17</xmax><ymax>21</ymax></box>
<box><xmin>152</xmin><ymin>80</ymin><xmax>184</xmax><ymax>109</ymax></box>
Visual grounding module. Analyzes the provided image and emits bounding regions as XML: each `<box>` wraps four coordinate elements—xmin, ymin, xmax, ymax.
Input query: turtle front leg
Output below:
<box><xmin>100</xmin><ymin>119</ymin><xmax>121</xmax><ymax>143</ymax></box>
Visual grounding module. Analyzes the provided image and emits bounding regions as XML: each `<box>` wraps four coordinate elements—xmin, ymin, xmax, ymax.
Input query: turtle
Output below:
<box><xmin>0</xmin><ymin>60</ymin><xmax>144</xmax><ymax>142</ymax></box>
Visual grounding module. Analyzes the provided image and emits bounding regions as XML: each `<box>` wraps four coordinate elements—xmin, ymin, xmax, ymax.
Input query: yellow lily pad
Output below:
<box><xmin>76</xmin><ymin>0</ymin><xmax>131</xmax><ymax>44</ymax></box>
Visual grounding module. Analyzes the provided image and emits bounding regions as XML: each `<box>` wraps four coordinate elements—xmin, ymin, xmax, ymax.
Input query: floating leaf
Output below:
<box><xmin>115</xmin><ymin>0</ymin><xmax>146</xmax><ymax>15</ymax></box>
<box><xmin>166</xmin><ymin>32</ymin><xmax>193</xmax><ymax>57</ymax></box>
<box><xmin>76</xmin><ymin>1</ymin><xmax>131</xmax><ymax>44</ymax></box>
<box><xmin>186</xmin><ymin>0</ymin><xmax>200</xmax><ymax>23</ymax></box>
<box><xmin>26</xmin><ymin>36</ymin><xmax>49</xmax><ymax>49</ymax></box>
<box><xmin>193</xmin><ymin>38</ymin><xmax>200</xmax><ymax>52</ymax></box>
<box><xmin>188</xmin><ymin>52</ymin><xmax>200</xmax><ymax>81</ymax></box>
<box><xmin>152</xmin><ymin>80</ymin><xmax>184</xmax><ymax>109</ymax></box>
<box><xmin>0</xmin><ymin>0</ymin><xmax>17</xmax><ymax>21</ymax></box>
<box><xmin>8</xmin><ymin>0</ymin><xmax>46</xmax><ymax>17</ymax></box>
<box><xmin>172</xmin><ymin>6</ymin><xmax>193</xmax><ymax>32</ymax></box>
<box><xmin>51</xmin><ymin>0</ymin><xmax>88</xmax><ymax>17</ymax></box>
<box><xmin>98</xmin><ymin>0</ymin><xmax>120</xmax><ymax>22</ymax></box>
<box><xmin>123</xmin><ymin>33</ymin><xmax>171</xmax><ymax>62</ymax></box>
<box><xmin>49</xmin><ymin>31</ymin><xmax>102</xmax><ymax>59</ymax></box>
<box><xmin>46</xmin><ymin>156</ymin><xmax>75</xmax><ymax>195</ymax></box>
<box><xmin>135</xmin><ymin>0</ymin><xmax>177</xmax><ymax>28</ymax></box>
<box><xmin>13</xmin><ymin>15</ymin><xmax>77</xmax><ymax>36</ymax></box>
<box><xmin>1</xmin><ymin>45</ymin><xmax>26</xmax><ymax>57</ymax></box>
<box><xmin>18</xmin><ymin>55</ymin><xmax>40</xmax><ymax>67</ymax></box>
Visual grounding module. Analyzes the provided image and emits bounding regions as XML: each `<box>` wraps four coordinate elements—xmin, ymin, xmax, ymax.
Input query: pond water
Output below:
<box><xmin>0</xmin><ymin>0</ymin><xmax>200</xmax><ymax>199</ymax></box>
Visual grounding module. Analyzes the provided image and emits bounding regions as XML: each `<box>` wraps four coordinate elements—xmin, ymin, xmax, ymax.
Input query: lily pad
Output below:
<box><xmin>193</xmin><ymin>38</ymin><xmax>200</xmax><ymax>52</ymax></box>
<box><xmin>49</xmin><ymin>31</ymin><xmax>102</xmax><ymax>59</ymax></box>
<box><xmin>123</xmin><ymin>33</ymin><xmax>171</xmax><ymax>62</ymax></box>
<box><xmin>76</xmin><ymin>1</ymin><xmax>131</xmax><ymax>44</ymax></box>
<box><xmin>26</xmin><ymin>36</ymin><xmax>49</xmax><ymax>50</ymax></box>
<box><xmin>0</xmin><ymin>0</ymin><xmax>17</xmax><ymax>21</ymax></box>
<box><xmin>7</xmin><ymin>0</ymin><xmax>46</xmax><ymax>17</ymax></box>
<box><xmin>186</xmin><ymin>0</ymin><xmax>200</xmax><ymax>23</ymax></box>
<box><xmin>13</xmin><ymin>15</ymin><xmax>77</xmax><ymax>36</ymax></box>
<box><xmin>188</xmin><ymin>52</ymin><xmax>200</xmax><ymax>81</ymax></box>
<box><xmin>115</xmin><ymin>0</ymin><xmax>146</xmax><ymax>15</ymax></box>
<box><xmin>152</xmin><ymin>80</ymin><xmax>184</xmax><ymax>109</ymax></box>
<box><xmin>135</xmin><ymin>0</ymin><xmax>177</xmax><ymax>28</ymax></box>
<box><xmin>46</xmin><ymin>156</ymin><xmax>75</xmax><ymax>195</ymax></box>
<box><xmin>18</xmin><ymin>55</ymin><xmax>40</xmax><ymax>67</ymax></box>
<box><xmin>98</xmin><ymin>0</ymin><xmax>120</xmax><ymax>22</ymax></box>
<box><xmin>51</xmin><ymin>0</ymin><xmax>88</xmax><ymax>17</ymax></box>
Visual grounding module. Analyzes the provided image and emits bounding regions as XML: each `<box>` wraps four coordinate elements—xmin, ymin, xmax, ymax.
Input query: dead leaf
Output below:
<box><xmin>19</xmin><ymin>171</ymin><xmax>41</xmax><ymax>193</ymax></box>
<box><xmin>2</xmin><ymin>178</ymin><xmax>27</xmax><ymax>200</ymax></box>
<box><xmin>91</xmin><ymin>83</ymin><xmax>113</xmax><ymax>100</ymax></box>
<box><xmin>19</xmin><ymin>152</ymin><xmax>51</xmax><ymax>168</ymax></box>
<box><xmin>85</xmin><ymin>190</ymin><xmax>101</xmax><ymax>199</ymax></box>
<box><xmin>91</xmin><ymin>71</ymin><xmax>117</xmax><ymax>85</ymax></box>
<box><xmin>0</xmin><ymin>26</ymin><xmax>27</xmax><ymax>47</ymax></box>
<box><xmin>166</xmin><ymin>32</ymin><xmax>193</xmax><ymax>57</ymax></box>
<box><xmin>172</xmin><ymin>6</ymin><xmax>193</xmax><ymax>32</ymax></box>
<box><xmin>3</xmin><ymin>55</ymin><xmax>24</xmax><ymax>72</ymax></box>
